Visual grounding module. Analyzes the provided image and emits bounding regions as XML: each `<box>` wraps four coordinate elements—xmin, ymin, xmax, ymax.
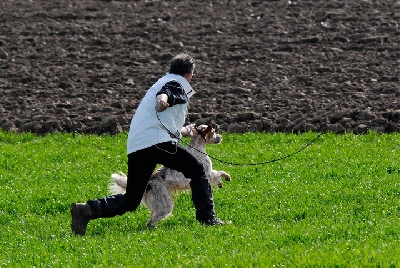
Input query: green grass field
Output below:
<box><xmin>0</xmin><ymin>130</ymin><xmax>399</xmax><ymax>267</ymax></box>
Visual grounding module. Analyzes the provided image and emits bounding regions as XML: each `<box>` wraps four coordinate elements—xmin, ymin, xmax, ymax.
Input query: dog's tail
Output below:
<box><xmin>108</xmin><ymin>171</ymin><xmax>127</xmax><ymax>195</ymax></box>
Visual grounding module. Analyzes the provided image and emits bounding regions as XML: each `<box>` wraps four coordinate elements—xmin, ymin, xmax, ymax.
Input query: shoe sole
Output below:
<box><xmin>70</xmin><ymin>203</ymin><xmax>86</xmax><ymax>236</ymax></box>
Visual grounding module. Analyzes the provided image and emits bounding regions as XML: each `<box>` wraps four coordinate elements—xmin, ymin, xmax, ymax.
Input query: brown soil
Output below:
<box><xmin>0</xmin><ymin>0</ymin><xmax>399</xmax><ymax>135</ymax></box>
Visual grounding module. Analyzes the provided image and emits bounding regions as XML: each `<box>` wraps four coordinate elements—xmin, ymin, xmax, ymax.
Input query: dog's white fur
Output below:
<box><xmin>108</xmin><ymin>125</ymin><xmax>231</xmax><ymax>227</ymax></box>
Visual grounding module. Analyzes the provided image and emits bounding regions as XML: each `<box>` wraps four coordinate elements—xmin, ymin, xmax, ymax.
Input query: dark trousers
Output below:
<box><xmin>87</xmin><ymin>141</ymin><xmax>215</xmax><ymax>222</ymax></box>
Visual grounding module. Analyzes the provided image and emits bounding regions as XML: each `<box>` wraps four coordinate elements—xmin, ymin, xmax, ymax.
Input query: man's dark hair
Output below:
<box><xmin>169</xmin><ymin>53</ymin><xmax>195</xmax><ymax>76</ymax></box>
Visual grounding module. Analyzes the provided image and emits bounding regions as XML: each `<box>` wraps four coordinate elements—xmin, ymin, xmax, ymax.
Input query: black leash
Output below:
<box><xmin>156</xmin><ymin>112</ymin><xmax>325</xmax><ymax>166</ymax></box>
<box><xmin>195</xmin><ymin>132</ymin><xmax>325</xmax><ymax>166</ymax></box>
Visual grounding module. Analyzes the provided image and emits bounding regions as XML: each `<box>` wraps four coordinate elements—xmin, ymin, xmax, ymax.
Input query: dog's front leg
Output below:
<box><xmin>209</xmin><ymin>170</ymin><xmax>231</xmax><ymax>188</ymax></box>
<box><xmin>214</xmin><ymin>170</ymin><xmax>231</xmax><ymax>181</ymax></box>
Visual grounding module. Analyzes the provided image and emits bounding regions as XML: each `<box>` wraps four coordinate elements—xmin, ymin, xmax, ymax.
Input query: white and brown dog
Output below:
<box><xmin>108</xmin><ymin>124</ymin><xmax>231</xmax><ymax>227</ymax></box>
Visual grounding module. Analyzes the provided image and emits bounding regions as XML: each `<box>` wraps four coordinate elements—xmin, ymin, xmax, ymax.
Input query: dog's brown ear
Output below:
<box><xmin>195</xmin><ymin>124</ymin><xmax>214</xmax><ymax>140</ymax></box>
<box><xmin>204</xmin><ymin>125</ymin><xmax>214</xmax><ymax>141</ymax></box>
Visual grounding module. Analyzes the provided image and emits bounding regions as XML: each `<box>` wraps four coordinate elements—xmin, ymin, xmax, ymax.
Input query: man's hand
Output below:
<box><xmin>155</xmin><ymin>94</ymin><xmax>169</xmax><ymax>112</ymax></box>
<box><xmin>182</xmin><ymin>124</ymin><xmax>198</xmax><ymax>137</ymax></box>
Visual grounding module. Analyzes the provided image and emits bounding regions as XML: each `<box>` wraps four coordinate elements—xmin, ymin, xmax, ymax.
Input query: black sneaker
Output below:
<box><xmin>201</xmin><ymin>218</ymin><xmax>224</xmax><ymax>226</ymax></box>
<box><xmin>71</xmin><ymin>203</ymin><xmax>93</xmax><ymax>236</ymax></box>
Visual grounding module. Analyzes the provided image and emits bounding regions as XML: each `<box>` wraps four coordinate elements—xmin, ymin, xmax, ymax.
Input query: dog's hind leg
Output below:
<box><xmin>142</xmin><ymin>179</ymin><xmax>174</xmax><ymax>227</ymax></box>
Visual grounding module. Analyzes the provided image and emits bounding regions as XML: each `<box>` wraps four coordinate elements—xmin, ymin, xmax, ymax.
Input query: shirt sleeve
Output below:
<box><xmin>156</xmin><ymin>81</ymin><xmax>188</xmax><ymax>107</ymax></box>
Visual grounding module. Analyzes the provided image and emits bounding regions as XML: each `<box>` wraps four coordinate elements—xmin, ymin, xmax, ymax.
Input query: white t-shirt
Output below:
<box><xmin>127</xmin><ymin>73</ymin><xmax>195</xmax><ymax>154</ymax></box>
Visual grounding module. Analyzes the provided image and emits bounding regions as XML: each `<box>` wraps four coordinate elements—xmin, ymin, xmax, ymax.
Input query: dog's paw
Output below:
<box><xmin>221</xmin><ymin>172</ymin><xmax>231</xmax><ymax>181</ymax></box>
<box><xmin>146</xmin><ymin>221</ymin><xmax>157</xmax><ymax>228</ymax></box>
